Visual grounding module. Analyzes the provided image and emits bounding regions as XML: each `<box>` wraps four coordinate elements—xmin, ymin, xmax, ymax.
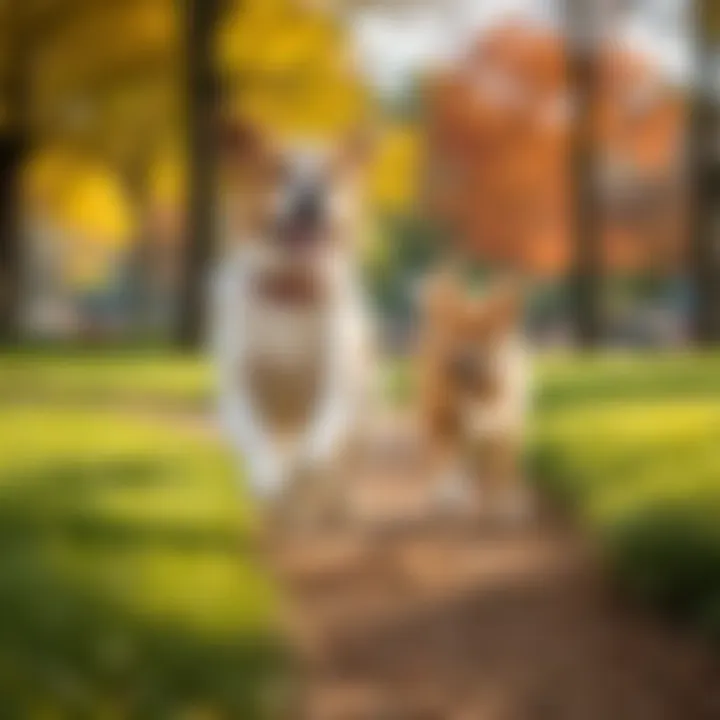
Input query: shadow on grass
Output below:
<box><xmin>530</xmin><ymin>428</ymin><xmax>720</xmax><ymax>646</ymax></box>
<box><xmin>603</xmin><ymin>504</ymin><xmax>720</xmax><ymax>629</ymax></box>
<box><xmin>0</xmin><ymin>457</ymin><xmax>288</xmax><ymax>719</ymax></box>
<box><xmin>0</xmin><ymin>458</ymin><xmax>249</xmax><ymax>554</ymax></box>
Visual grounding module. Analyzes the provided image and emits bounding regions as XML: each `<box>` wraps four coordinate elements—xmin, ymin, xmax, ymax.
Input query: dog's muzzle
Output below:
<box><xmin>447</xmin><ymin>350</ymin><xmax>495</xmax><ymax>392</ymax></box>
<box><xmin>279</xmin><ymin>190</ymin><xmax>327</xmax><ymax>249</ymax></box>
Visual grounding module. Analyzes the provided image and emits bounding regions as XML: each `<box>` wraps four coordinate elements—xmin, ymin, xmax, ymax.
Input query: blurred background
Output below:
<box><xmin>2</xmin><ymin>0</ymin><xmax>720</xmax><ymax>717</ymax></box>
<box><xmin>1</xmin><ymin>0</ymin><xmax>713</xmax><ymax>349</ymax></box>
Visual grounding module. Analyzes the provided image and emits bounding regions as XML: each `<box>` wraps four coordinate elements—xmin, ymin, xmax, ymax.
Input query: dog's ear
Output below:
<box><xmin>334</xmin><ymin>123</ymin><xmax>378</xmax><ymax>178</ymax></box>
<box><xmin>217</xmin><ymin>116</ymin><xmax>270</xmax><ymax>179</ymax></box>
<box><xmin>216</xmin><ymin>117</ymin><xmax>279</xmax><ymax>246</ymax></box>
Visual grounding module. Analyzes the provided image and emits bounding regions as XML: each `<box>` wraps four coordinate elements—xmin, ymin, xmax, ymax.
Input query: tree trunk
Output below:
<box><xmin>176</xmin><ymin>0</ymin><xmax>223</xmax><ymax>349</ymax></box>
<box><xmin>0</xmin><ymin>134</ymin><xmax>24</xmax><ymax>343</ymax></box>
<box><xmin>566</xmin><ymin>0</ymin><xmax>603</xmax><ymax>348</ymax></box>
<box><xmin>690</xmin><ymin>1</ymin><xmax>720</xmax><ymax>345</ymax></box>
<box><xmin>0</xmin><ymin>1</ymin><xmax>28</xmax><ymax>344</ymax></box>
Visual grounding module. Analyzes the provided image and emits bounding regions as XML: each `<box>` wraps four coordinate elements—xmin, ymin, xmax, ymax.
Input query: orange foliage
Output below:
<box><xmin>426</xmin><ymin>22</ymin><xmax>685</xmax><ymax>276</ymax></box>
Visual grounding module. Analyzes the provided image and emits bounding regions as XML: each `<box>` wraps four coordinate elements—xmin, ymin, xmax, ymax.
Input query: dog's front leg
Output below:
<box><xmin>218</xmin><ymin>392</ymin><xmax>287</xmax><ymax>500</ymax></box>
<box><xmin>297</xmin><ymin>294</ymin><xmax>364</xmax><ymax>524</ymax></box>
<box><xmin>211</xmin><ymin>260</ymin><xmax>289</xmax><ymax>503</ymax></box>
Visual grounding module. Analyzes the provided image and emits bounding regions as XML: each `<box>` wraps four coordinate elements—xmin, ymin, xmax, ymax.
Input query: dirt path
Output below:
<box><xmin>269</xmin><ymin>420</ymin><xmax>720</xmax><ymax>720</ymax></box>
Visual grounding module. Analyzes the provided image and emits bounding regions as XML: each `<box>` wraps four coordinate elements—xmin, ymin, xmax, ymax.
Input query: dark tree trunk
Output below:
<box><xmin>0</xmin><ymin>1</ymin><xmax>28</xmax><ymax>344</ymax></box>
<box><xmin>689</xmin><ymin>104</ymin><xmax>720</xmax><ymax>345</ymax></box>
<box><xmin>176</xmin><ymin>0</ymin><xmax>223</xmax><ymax>349</ymax></box>
<box><xmin>690</xmin><ymin>1</ymin><xmax>720</xmax><ymax>345</ymax></box>
<box><xmin>0</xmin><ymin>134</ymin><xmax>24</xmax><ymax>343</ymax></box>
<box><xmin>566</xmin><ymin>1</ymin><xmax>603</xmax><ymax>348</ymax></box>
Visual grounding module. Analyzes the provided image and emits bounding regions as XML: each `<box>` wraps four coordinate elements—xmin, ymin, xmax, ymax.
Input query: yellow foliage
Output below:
<box><xmin>218</xmin><ymin>0</ymin><xmax>367</xmax><ymax>137</ymax></box>
<box><xmin>36</xmin><ymin>0</ymin><xmax>176</xmax><ymax>103</ymax></box>
<box><xmin>148</xmin><ymin>150</ymin><xmax>187</xmax><ymax>206</ymax></box>
<box><xmin>369</xmin><ymin>125</ymin><xmax>423</xmax><ymax>212</ymax></box>
<box><xmin>62</xmin><ymin>170</ymin><xmax>132</xmax><ymax>249</ymax></box>
<box><xmin>23</xmin><ymin>150</ymin><xmax>74</xmax><ymax>209</ymax></box>
<box><xmin>24</xmin><ymin>149</ymin><xmax>133</xmax><ymax>250</ymax></box>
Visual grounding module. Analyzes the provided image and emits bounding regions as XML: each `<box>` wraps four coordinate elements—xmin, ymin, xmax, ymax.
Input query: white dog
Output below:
<box><xmin>210</xmin><ymin>122</ymin><xmax>372</xmax><ymax>520</ymax></box>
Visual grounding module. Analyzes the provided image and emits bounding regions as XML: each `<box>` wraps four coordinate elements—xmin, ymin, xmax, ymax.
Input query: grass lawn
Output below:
<box><xmin>2</xmin><ymin>348</ymin><xmax>720</xmax><ymax>716</ymax></box>
<box><xmin>534</xmin><ymin>353</ymin><xmax>720</xmax><ymax>635</ymax></box>
<box><xmin>0</xmin><ymin>351</ymin><xmax>284</xmax><ymax>718</ymax></box>
<box><xmin>0</xmin><ymin>347</ymin><xmax>212</xmax><ymax>411</ymax></box>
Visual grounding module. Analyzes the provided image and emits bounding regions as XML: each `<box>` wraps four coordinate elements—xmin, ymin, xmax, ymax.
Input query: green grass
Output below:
<box><xmin>534</xmin><ymin>352</ymin><xmax>720</xmax><ymax>635</ymax></box>
<box><xmin>0</xmin><ymin>347</ymin><xmax>212</xmax><ymax>411</ymax></box>
<box><xmin>0</xmin><ymin>351</ymin><xmax>285</xmax><ymax>718</ymax></box>
<box><xmin>4</xmin><ymin>347</ymin><xmax>720</xmax><ymax>715</ymax></box>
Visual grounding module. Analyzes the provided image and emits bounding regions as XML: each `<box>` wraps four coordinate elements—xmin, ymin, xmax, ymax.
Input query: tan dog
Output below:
<box><xmin>419</xmin><ymin>271</ymin><xmax>531</xmax><ymax>521</ymax></box>
<box><xmin>211</xmin><ymin>121</ymin><xmax>373</xmax><ymax>527</ymax></box>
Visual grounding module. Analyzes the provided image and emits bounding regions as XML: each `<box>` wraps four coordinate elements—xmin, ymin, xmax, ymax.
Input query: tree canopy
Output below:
<box><xmin>426</xmin><ymin>21</ymin><xmax>684</xmax><ymax>276</ymax></box>
<box><xmin>2</xmin><ymin>0</ymin><xmax>387</xmax><ymax>270</ymax></box>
